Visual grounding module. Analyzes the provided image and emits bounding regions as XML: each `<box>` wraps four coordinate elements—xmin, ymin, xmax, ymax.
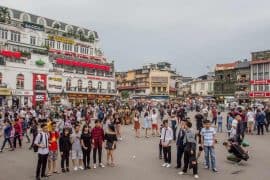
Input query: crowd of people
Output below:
<box><xmin>0</xmin><ymin>100</ymin><xmax>269</xmax><ymax>180</ymax></box>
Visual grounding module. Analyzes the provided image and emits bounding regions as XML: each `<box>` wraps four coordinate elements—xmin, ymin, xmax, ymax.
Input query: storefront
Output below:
<box><xmin>11</xmin><ymin>89</ymin><xmax>33</xmax><ymax>107</ymax></box>
<box><xmin>0</xmin><ymin>88</ymin><xmax>11</xmax><ymax>106</ymax></box>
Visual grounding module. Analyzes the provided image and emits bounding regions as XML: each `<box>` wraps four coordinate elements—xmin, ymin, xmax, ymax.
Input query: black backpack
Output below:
<box><xmin>33</xmin><ymin>133</ymin><xmax>43</xmax><ymax>153</ymax></box>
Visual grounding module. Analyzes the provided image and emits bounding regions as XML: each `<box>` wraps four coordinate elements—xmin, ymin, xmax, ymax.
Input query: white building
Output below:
<box><xmin>0</xmin><ymin>6</ymin><xmax>116</xmax><ymax>107</ymax></box>
<box><xmin>190</xmin><ymin>74</ymin><xmax>214</xmax><ymax>96</ymax></box>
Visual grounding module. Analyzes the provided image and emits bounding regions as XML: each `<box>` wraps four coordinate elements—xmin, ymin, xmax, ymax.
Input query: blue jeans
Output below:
<box><xmin>204</xmin><ymin>146</ymin><xmax>216</xmax><ymax>169</ymax></box>
<box><xmin>217</xmin><ymin>123</ymin><xmax>222</xmax><ymax>132</ymax></box>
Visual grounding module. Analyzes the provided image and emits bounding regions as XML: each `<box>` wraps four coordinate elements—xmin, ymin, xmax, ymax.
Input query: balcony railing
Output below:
<box><xmin>65</xmin><ymin>87</ymin><xmax>116</xmax><ymax>94</ymax></box>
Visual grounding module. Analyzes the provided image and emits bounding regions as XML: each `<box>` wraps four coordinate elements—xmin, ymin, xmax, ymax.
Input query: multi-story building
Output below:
<box><xmin>214</xmin><ymin>62</ymin><xmax>237</xmax><ymax>103</ymax></box>
<box><xmin>235</xmin><ymin>60</ymin><xmax>250</xmax><ymax>104</ymax></box>
<box><xmin>0</xmin><ymin>6</ymin><xmax>116</xmax><ymax>107</ymax></box>
<box><xmin>190</xmin><ymin>74</ymin><xmax>214</xmax><ymax>97</ymax></box>
<box><xmin>116</xmin><ymin>62</ymin><xmax>181</xmax><ymax>99</ymax></box>
<box><xmin>250</xmin><ymin>50</ymin><xmax>270</xmax><ymax>102</ymax></box>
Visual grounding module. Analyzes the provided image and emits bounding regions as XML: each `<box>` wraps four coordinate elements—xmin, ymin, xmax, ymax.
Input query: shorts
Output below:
<box><xmin>152</xmin><ymin>124</ymin><xmax>158</xmax><ymax>130</ymax></box>
<box><xmin>71</xmin><ymin>150</ymin><xmax>83</xmax><ymax>160</ymax></box>
<box><xmin>49</xmin><ymin>151</ymin><xmax>58</xmax><ymax>161</ymax></box>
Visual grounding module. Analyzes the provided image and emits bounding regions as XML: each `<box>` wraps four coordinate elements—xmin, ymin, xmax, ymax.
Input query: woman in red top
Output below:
<box><xmin>13</xmin><ymin>118</ymin><xmax>22</xmax><ymax>148</ymax></box>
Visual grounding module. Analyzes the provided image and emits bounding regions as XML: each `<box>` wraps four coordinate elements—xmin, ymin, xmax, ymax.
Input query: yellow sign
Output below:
<box><xmin>0</xmin><ymin>88</ymin><xmax>11</xmax><ymax>95</ymax></box>
<box><xmin>48</xmin><ymin>35</ymin><xmax>74</xmax><ymax>44</ymax></box>
<box><xmin>48</xmin><ymin>77</ymin><xmax>62</xmax><ymax>82</ymax></box>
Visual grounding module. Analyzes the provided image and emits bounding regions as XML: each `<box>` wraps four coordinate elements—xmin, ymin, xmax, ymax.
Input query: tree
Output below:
<box><xmin>121</xmin><ymin>91</ymin><xmax>130</xmax><ymax>99</ymax></box>
<box><xmin>0</xmin><ymin>7</ymin><xmax>11</xmax><ymax>23</ymax></box>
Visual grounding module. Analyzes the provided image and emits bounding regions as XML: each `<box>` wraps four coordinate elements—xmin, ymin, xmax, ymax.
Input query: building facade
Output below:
<box><xmin>214</xmin><ymin>62</ymin><xmax>237</xmax><ymax>103</ymax></box>
<box><xmin>190</xmin><ymin>74</ymin><xmax>214</xmax><ymax>97</ymax></box>
<box><xmin>116</xmin><ymin>62</ymin><xmax>181</xmax><ymax>99</ymax></box>
<box><xmin>250</xmin><ymin>50</ymin><xmax>270</xmax><ymax>102</ymax></box>
<box><xmin>0</xmin><ymin>6</ymin><xmax>116</xmax><ymax>107</ymax></box>
<box><xmin>235</xmin><ymin>60</ymin><xmax>250</xmax><ymax>104</ymax></box>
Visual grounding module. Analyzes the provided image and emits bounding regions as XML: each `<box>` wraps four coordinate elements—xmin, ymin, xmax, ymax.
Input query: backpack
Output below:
<box><xmin>33</xmin><ymin>133</ymin><xmax>43</xmax><ymax>153</ymax></box>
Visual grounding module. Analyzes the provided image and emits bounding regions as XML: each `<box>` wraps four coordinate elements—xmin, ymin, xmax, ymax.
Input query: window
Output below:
<box><xmin>78</xmin><ymin>79</ymin><xmax>83</xmax><ymax>91</ymax></box>
<box><xmin>200</xmin><ymin>83</ymin><xmax>205</xmax><ymax>90</ymax></box>
<box><xmin>258</xmin><ymin>85</ymin><xmax>264</xmax><ymax>91</ymax></box>
<box><xmin>0</xmin><ymin>29</ymin><xmax>8</xmax><ymax>39</ymax></box>
<box><xmin>97</xmin><ymin>70</ymin><xmax>104</xmax><ymax>76</ymax></box>
<box><xmin>107</xmin><ymin>82</ymin><xmax>111</xmax><ymax>90</ymax></box>
<box><xmin>45</xmin><ymin>39</ymin><xmax>49</xmax><ymax>47</ymax></box>
<box><xmin>38</xmin><ymin>18</ymin><xmax>45</xmax><ymax>26</ymax></box>
<box><xmin>254</xmin><ymin>85</ymin><xmax>258</xmax><ymax>91</ymax></box>
<box><xmin>16</xmin><ymin>74</ymin><xmax>24</xmax><ymax>89</ymax></box>
<box><xmin>62</xmin><ymin>43</ymin><xmax>72</xmax><ymax>51</ymax></box>
<box><xmin>66</xmin><ymin>79</ymin><xmax>71</xmax><ymax>91</ymax></box>
<box><xmin>10</xmin><ymin>31</ymin><xmax>20</xmax><ymax>42</ymax></box>
<box><xmin>22</xmin><ymin>14</ymin><xmax>30</xmax><ymax>22</ymax></box>
<box><xmin>265</xmin><ymin>85</ymin><xmax>269</xmax><ymax>91</ymax></box>
<box><xmin>57</xmin><ymin>42</ymin><xmax>61</xmax><ymax>49</ymax></box>
<box><xmin>98</xmin><ymin>81</ymin><xmax>102</xmax><ymax>90</ymax></box>
<box><xmin>90</xmin><ymin>48</ymin><xmax>94</xmax><ymax>55</ymax></box>
<box><xmin>30</xmin><ymin>36</ymin><xmax>36</xmax><ymax>45</ymax></box>
<box><xmin>258</xmin><ymin>64</ymin><xmax>263</xmax><ymax>73</ymax></box>
<box><xmin>88</xmin><ymin>80</ymin><xmax>92</xmax><ymax>90</ymax></box>
<box><xmin>74</xmin><ymin>45</ymin><xmax>79</xmax><ymax>53</ymax></box>
<box><xmin>163</xmin><ymin>87</ymin><xmax>166</xmax><ymax>92</ymax></box>
<box><xmin>49</xmin><ymin>40</ymin><xmax>55</xmax><ymax>49</ymax></box>
<box><xmin>86</xmin><ymin>69</ymin><xmax>95</xmax><ymax>75</ymax></box>
<box><xmin>76</xmin><ymin>67</ymin><xmax>84</xmax><ymax>74</ymax></box>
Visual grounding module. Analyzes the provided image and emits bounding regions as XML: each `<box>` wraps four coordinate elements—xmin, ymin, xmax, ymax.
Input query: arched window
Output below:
<box><xmin>78</xmin><ymin>79</ymin><xmax>82</xmax><ymax>91</ymax></box>
<box><xmin>98</xmin><ymin>81</ymin><xmax>102</xmax><ymax>90</ymax></box>
<box><xmin>0</xmin><ymin>72</ymin><xmax>2</xmax><ymax>85</ymax></box>
<box><xmin>37</xmin><ymin>17</ymin><xmax>46</xmax><ymax>26</ymax></box>
<box><xmin>88</xmin><ymin>80</ymin><xmax>92</xmax><ymax>90</ymax></box>
<box><xmin>16</xmin><ymin>74</ymin><xmax>24</xmax><ymax>89</ymax></box>
<box><xmin>107</xmin><ymin>82</ymin><xmax>111</xmax><ymax>90</ymax></box>
<box><xmin>66</xmin><ymin>78</ymin><xmax>71</xmax><ymax>91</ymax></box>
<box><xmin>21</xmin><ymin>13</ymin><xmax>30</xmax><ymax>22</ymax></box>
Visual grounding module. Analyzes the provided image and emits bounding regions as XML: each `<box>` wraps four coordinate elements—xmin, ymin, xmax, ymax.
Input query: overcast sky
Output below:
<box><xmin>1</xmin><ymin>0</ymin><xmax>270</xmax><ymax>77</ymax></box>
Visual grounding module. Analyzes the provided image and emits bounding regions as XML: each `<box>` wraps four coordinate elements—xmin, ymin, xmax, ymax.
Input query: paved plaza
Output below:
<box><xmin>0</xmin><ymin>112</ymin><xmax>270</xmax><ymax>180</ymax></box>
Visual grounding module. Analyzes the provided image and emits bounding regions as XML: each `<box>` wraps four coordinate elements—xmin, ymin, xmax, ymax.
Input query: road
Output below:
<box><xmin>0</xmin><ymin>112</ymin><xmax>270</xmax><ymax>180</ymax></box>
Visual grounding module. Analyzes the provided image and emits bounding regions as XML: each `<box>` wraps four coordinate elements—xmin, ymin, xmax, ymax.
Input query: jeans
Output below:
<box><xmin>163</xmin><ymin>146</ymin><xmax>171</xmax><ymax>164</ymax></box>
<box><xmin>171</xmin><ymin>120</ymin><xmax>177</xmax><ymax>141</ymax></box>
<box><xmin>82</xmin><ymin>148</ymin><xmax>91</xmax><ymax>168</ymax></box>
<box><xmin>1</xmin><ymin>137</ymin><xmax>13</xmax><ymax>150</ymax></box>
<box><xmin>257</xmin><ymin>124</ymin><xmax>264</xmax><ymax>135</ymax></box>
<box><xmin>217</xmin><ymin>123</ymin><xmax>222</xmax><ymax>132</ymax></box>
<box><xmin>61</xmin><ymin>151</ymin><xmax>70</xmax><ymax>169</ymax></box>
<box><xmin>93</xmin><ymin>146</ymin><xmax>102</xmax><ymax>164</ymax></box>
<box><xmin>176</xmin><ymin>146</ymin><xmax>184</xmax><ymax>168</ymax></box>
<box><xmin>204</xmin><ymin>146</ymin><xmax>216</xmax><ymax>169</ymax></box>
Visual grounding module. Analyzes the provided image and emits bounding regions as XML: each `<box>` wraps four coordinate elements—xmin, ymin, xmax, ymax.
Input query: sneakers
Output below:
<box><xmin>213</xmin><ymin>168</ymin><xmax>218</xmax><ymax>173</ymax></box>
<box><xmin>99</xmin><ymin>163</ymin><xmax>105</xmax><ymax>168</ymax></box>
<box><xmin>178</xmin><ymin>171</ymin><xmax>186</xmax><ymax>175</ymax></box>
<box><xmin>162</xmin><ymin>163</ymin><xmax>168</xmax><ymax>167</ymax></box>
<box><xmin>166</xmin><ymin>164</ymin><xmax>171</xmax><ymax>168</ymax></box>
<box><xmin>194</xmin><ymin>174</ymin><xmax>199</xmax><ymax>179</ymax></box>
<box><xmin>204</xmin><ymin>165</ymin><xmax>209</xmax><ymax>169</ymax></box>
<box><xmin>73</xmin><ymin>166</ymin><xmax>78</xmax><ymax>171</ymax></box>
<box><xmin>93</xmin><ymin>164</ymin><xmax>97</xmax><ymax>169</ymax></box>
<box><xmin>79</xmin><ymin>166</ymin><xmax>84</xmax><ymax>170</ymax></box>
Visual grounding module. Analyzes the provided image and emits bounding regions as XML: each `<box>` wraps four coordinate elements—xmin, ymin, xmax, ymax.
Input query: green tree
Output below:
<box><xmin>121</xmin><ymin>91</ymin><xmax>130</xmax><ymax>99</ymax></box>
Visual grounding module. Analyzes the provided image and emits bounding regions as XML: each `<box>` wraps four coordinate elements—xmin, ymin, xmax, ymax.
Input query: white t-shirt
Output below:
<box><xmin>151</xmin><ymin>114</ymin><xmax>158</xmax><ymax>124</ymax></box>
<box><xmin>232</xmin><ymin>119</ymin><xmax>238</xmax><ymax>128</ymax></box>
<box><xmin>247</xmin><ymin>111</ymin><xmax>255</xmax><ymax>122</ymax></box>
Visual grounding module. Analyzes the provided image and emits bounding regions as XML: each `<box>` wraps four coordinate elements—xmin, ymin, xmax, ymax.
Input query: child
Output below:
<box><xmin>160</xmin><ymin>120</ymin><xmax>173</xmax><ymax>168</ymax></box>
<box><xmin>217</xmin><ymin>112</ymin><xmax>223</xmax><ymax>133</ymax></box>
<box><xmin>105</xmin><ymin>124</ymin><xmax>117</xmax><ymax>166</ymax></box>
<box><xmin>201</xmin><ymin>119</ymin><xmax>218</xmax><ymax>172</ymax></box>
<box><xmin>59</xmin><ymin>128</ymin><xmax>72</xmax><ymax>173</ymax></box>
<box><xmin>48</xmin><ymin>121</ymin><xmax>60</xmax><ymax>175</ymax></box>
<box><xmin>91</xmin><ymin>120</ymin><xmax>105</xmax><ymax>169</ymax></box>
<box><xmin>0</xmin><ymin>120</ymin><xmax>14</xmax><ymax>152</ymax></box>
<box><xmin>179</xmin><ymin>121</ymin><xmax>199</xmax><ymax>179</ymax></box>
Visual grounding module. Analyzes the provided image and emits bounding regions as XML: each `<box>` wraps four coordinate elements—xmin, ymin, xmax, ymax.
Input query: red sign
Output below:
<box><xmin>0</xmin><ymin>50</ymin><xmax>21</xmax><ymax>59</ymax></box>
<box><xmin>250</xmin><ymin>80</ymin><xmax>270</xmax><ymax>85</ymax></box>
<box><xmin>249</xmin><ymin>92</ymin><xmax>270</xmax><ymax>97</ymax></box>
<box><xmin>32</xmin><ymin>93</ymin><xmax>46</xmax><ymax>106</ymax></box>
<box><xmin>56</xmin><ymin>58</ymin><xmax>110</xmax><ymax>72</ymax></box>
<box><xmin>33</xmin><ymin>74</ymin><xmax>47</xmax><ymax>91</ymax></box>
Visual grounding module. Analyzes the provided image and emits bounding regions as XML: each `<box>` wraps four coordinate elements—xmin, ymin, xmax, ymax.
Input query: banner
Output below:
<box><xmin>33</xmin><ymin>74</ymin><xmax>47</xmax><ymax>91</ymax></box>
<box><xmin>47</xmin><ymin>75</ymin><xmax>63</xmax><ymax>93</ymax></box>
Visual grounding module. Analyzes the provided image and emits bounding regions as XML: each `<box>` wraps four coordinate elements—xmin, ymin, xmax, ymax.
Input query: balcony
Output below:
<box><xmin>65</xmin><ymin>87</ymin><xmax>116</xmax><ymax>94</ymax></box>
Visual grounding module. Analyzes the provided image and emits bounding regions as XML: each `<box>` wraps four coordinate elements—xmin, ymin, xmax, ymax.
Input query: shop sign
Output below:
<box><xmin>250</xmin><ymin>80</ymin><xmax>270</xmax><ymax>85</ymax></box>
<box><xmin>249</xmin><ymin>92</ymin><xmax>270</xmax><ymax>97</ymax></box>
<box><xmin>47</xmin><ymin>75</ymin><xmax>63</xmax><ymax>92</ymax></box>
<box><xmin>12</xmin><ymin>90</ymin><xmax>33</xmax><ymax>96</ymax></box>
<box><xmin>48</xmin><ymin>35</ymin><xmax>74</xmax><ymax>44</ymax></box>
<box><xmin>0</xmin><ymin>88</ymin><xmax>11</xmax><ymax>95</ymax></box>
<box><xmin>22</xmin><ymin>21</ymin><xmax>44</xmax><ymax>31</ymax></box>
